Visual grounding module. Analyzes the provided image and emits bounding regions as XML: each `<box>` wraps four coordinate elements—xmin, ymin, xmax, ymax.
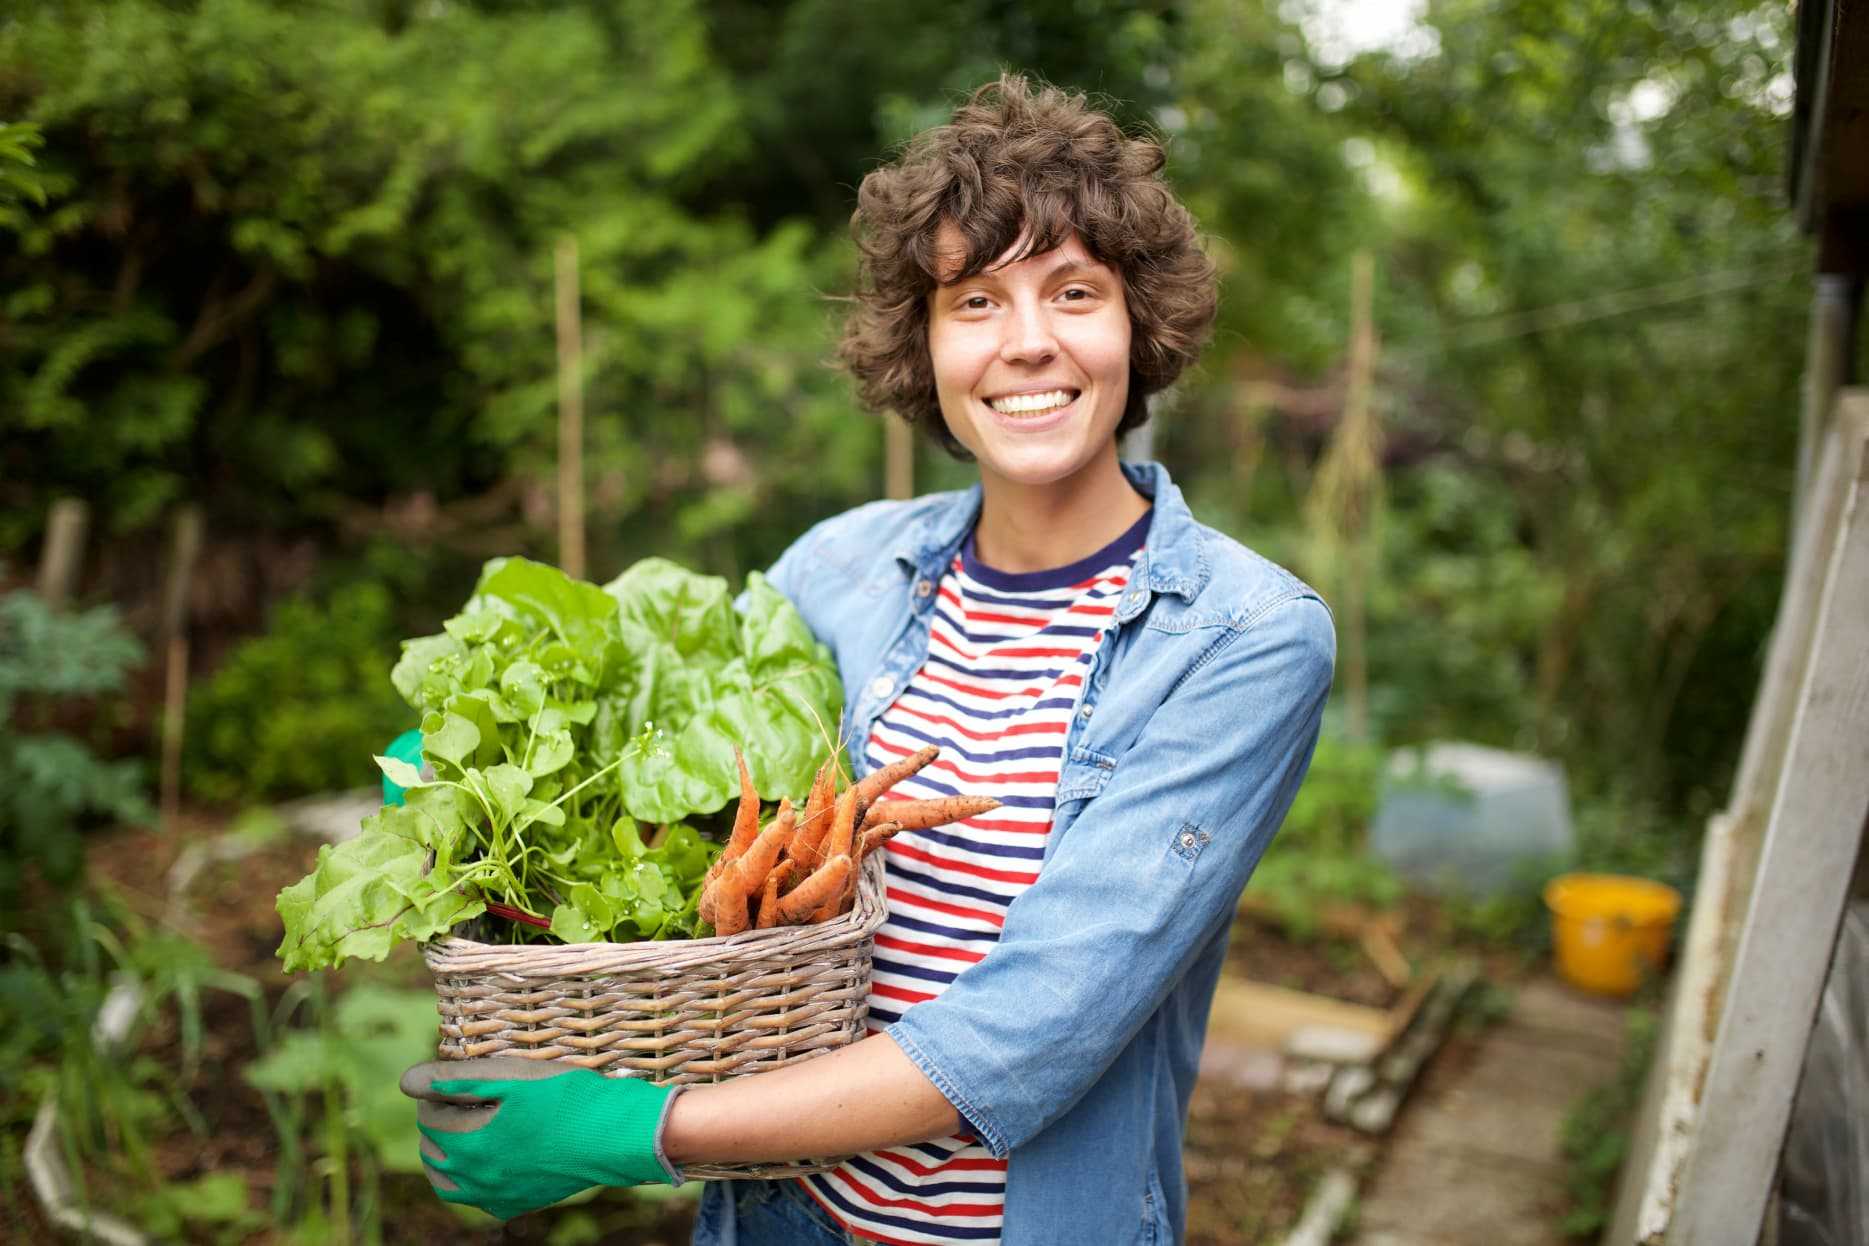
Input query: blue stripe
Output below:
<box><xmin>901</xmin><ymin>684</ymin><xmax>1059</xmax><ymax>723</ymax></box>
<box><xmin>848</xmin><ymin>1154</ymin><xmax>1003</xmax><ymax>1198</ymax></box>
<box><xmin>869</xmin><ymin>1004</ymin><xmax>902</xmax><ymax>1025</ymax></box>
<box><xmin>925</xmin><ymin>651</ymin><xmax>1086</xmax><ymax>683</ymax></box>
<box><xmin>805</xmin><ymin>1175</ymin><xmax>1003</xmax><ymax>1240</ymax></box>
<box><xmin>907</xmin><ymin>827</ymin><xmax>1047</xmax><ymax>860</ymax></box>
<box><xmin>874</xmin><ymin>956</ymin><xmax>963</xmax><ymax>986</ymax></box>
<box><xmin>948</xmin><ymin>583</ymin><xmax>1106</xmax><ymax>612</ymax></box>
<box><xmin>888</xmin><ymin>861</ymin><xmax>1018</xmax><ymax>908</ymax></box>
<box><xmin>883</xmin><ymin>911</ymin><xmax>1003</xmax><ymax>944</ymax></box>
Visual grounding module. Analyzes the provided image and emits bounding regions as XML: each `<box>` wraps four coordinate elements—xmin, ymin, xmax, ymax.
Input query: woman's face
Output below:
<box><xmin>926</xmin><ymin>225</ymin><xmax>1132</xmax><ymax>490</ymax></box>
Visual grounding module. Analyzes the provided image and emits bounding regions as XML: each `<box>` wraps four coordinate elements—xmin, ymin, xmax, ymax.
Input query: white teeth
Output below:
<box><xmin>987</xmin><ymin>389</ymin><xmax>1075</xmax><ymax>415</ymax></box>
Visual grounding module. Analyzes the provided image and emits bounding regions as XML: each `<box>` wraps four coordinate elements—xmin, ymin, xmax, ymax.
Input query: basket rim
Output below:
<box><xmin>422</xmin><ymin>852</ymin><xmax>888</xmax><ymax>967</ymax></box>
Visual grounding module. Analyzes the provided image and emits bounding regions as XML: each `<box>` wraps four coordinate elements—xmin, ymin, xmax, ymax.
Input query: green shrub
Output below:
<box><xmin>185</xmin><ymin>582</ymin><xmax>410</xmax><ymax>804</ymax></box>
<box><xmin>0</xmin><ymin>589</ymin><xmax>151</xmax><ymax>913</ymax></box>
<box><xmin>1247</xmin><ymin>728</ymin><xmax>1403</xmax><ymax>934</ymax></box>
<box><xmin>1560</xmin><ymin>1006</ymin><xmax>1659</xmax><ymax>1238</ymax></box>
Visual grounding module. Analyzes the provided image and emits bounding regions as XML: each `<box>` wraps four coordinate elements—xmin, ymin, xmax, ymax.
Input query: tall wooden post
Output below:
<box><xmin>158</xmin><ymin>506</ymin><xmax>202</xmax><ymax>829</ymax></box>
<box><xmin>555</xmin><ymin>236</ymin><xmax>587</xmax><ymax>579</ymax></box>
<box><xmin>1305</xmin><ymin>253</ymin><xmax>1381</xmax><ymax>741</ymax></box>
<box><xmin>35</xmin><ymin>498</ymin><xmax>88</xmax><ymax>608</ymax></box>
<box><xmin>1341</xmin><ymin>253</ymin><xmax>1378</xmax><ymax>741</ymax></box>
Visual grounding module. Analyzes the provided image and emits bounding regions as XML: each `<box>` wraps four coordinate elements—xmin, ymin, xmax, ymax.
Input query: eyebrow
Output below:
<box><xmin>941</xmin><ymin>255</ymin><xmax>1109</xmax><ymax>289</ymax></box>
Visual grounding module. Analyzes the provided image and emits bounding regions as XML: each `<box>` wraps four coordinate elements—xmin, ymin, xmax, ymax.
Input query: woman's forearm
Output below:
<box><xmin>660</xmin><ymin>1033</ymin><xmax>961</xmax><ymax>1166</ymax></box>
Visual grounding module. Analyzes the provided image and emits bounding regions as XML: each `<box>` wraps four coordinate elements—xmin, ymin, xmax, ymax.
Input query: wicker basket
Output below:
<box><xmin>422</xmin><ymin>853</ymin><xmax>887</xmax><ymax>1179</ymax></box>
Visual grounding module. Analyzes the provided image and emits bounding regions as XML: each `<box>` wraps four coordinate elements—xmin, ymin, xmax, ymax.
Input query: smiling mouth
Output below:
<box><xmin>986</xmin><ymin>388</ymin><xmax>1080</xmax><ymax>416</ymax></box>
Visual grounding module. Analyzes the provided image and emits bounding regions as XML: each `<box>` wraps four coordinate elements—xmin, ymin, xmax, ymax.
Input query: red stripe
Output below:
<box><xmin>872</xmin><ymin>1148</ymin><xmax>1007</xmax><ymax>1176</ymax></box>
<box><xmin>871</xmin><ymin>980</ymin><xmax>938</xmax><ymax>1005</ymax></box>
<box><xmin>875</xmin><ymin>933</ymin><xmax>988</xmax><ymax>964</ymax></box>
<box><xmin>1070</xmin><ymin>603</ymin><xmax>1116</xmax><ymax>617</ymax></box>
<box><xmin>990</xmin><ymin>646</ymin><xmax>1080</xmax><ymax>658</ymax></box>
<box><xmin>890</xmin><ymin>841</ymin><xmax>1039</xmax><ymax>885</ymax></box>
<box><xmin>886</xmin><ymin>886</ymin><xmax>1005</xmax><ymax>928</ymax></box>
<box><xmin>962</xmin><ymin>606</ymin><xmax>1054</xmax><ymax>626</ymax></box>
<box><xmin>893</xmin><ymin>704</ymin><xmax>1067</xmax><ymax>741</ymax></box>
<box><xmin>928</xmin><ymin>757</ymin><xmax>1058</xmax><ymax>787</ymax></box>
<box><xmin>829</xmin><ymin>1166</ymin><xmax>1003</xmax><ymax>1218</ymax></box>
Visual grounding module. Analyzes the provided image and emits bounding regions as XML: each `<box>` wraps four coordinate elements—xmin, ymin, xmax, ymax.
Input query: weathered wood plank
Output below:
<box><xmin>1668</xmin><ymin>413</ymin><xmax>1869</xmax><ymax>1243</ymax></box>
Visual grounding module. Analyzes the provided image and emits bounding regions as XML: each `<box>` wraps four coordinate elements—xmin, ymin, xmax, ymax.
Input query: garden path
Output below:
<box><xmin>1344</xmin><ymin>974</ymin><xmax>1631</xmax><ymax>1246</ymax></box>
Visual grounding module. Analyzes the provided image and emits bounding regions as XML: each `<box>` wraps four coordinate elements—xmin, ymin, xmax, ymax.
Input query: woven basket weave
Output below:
<box><xmin>422</xmin><ymin>853</ymin><xmax>887</xmax><ymax>1180</ymax></box>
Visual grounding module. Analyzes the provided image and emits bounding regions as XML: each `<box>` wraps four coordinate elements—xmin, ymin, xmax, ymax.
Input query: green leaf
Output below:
<box><xmin>423</xmin><ymin>710</ymin><xmax>482</xmax><ymax>772</ymax></box>
<box><xmin>274</xmin><ymin>823</ymin><xmax>481</xmax><ymax>972</ymax></box>
<box><xmin>374</xmin><ymin>754</ymin><xmax>424</xmax><ymax>791</ymax></box>
<box><xmin>500</xmin><ymin>660</ymin><xmax>547</xmax><ymax>717</ymax></box>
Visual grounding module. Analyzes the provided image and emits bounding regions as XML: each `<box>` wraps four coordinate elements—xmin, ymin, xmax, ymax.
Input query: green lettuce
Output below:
<box><xmin>276</xmin><ymin>556</ymin><xmax>842</xmax><ymax>973</ymax></box>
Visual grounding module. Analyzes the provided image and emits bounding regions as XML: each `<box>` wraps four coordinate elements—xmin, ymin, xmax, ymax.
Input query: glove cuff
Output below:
<box><xmin>652</xmin><ymin>1083</ymin><xmax>686</xmax><ymax>1185</ymax></box>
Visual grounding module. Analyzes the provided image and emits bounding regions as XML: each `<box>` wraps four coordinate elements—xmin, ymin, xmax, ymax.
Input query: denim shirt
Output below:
<box><xmin>761</xmin><ymin>460</ymin><xmax>1335</xmax><ymax>1246</ymax></box>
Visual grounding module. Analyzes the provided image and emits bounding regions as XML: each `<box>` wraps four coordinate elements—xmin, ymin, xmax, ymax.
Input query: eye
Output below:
<box><xmin>1060</xmin><ymin>286</ymin><xmax>1094</xmax><ymax>302</ymax></box>
<box><xmin>962</xmin><ymin>295</ymin><xmax>992</xmax><ymax>310</ymax></box>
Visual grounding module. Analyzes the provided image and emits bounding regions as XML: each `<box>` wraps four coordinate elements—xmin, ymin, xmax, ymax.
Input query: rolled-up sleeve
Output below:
<box><xmin>886</xmin><ymin>594</ymin><xmax>1335</xmax><ymax>1156</ymax></box>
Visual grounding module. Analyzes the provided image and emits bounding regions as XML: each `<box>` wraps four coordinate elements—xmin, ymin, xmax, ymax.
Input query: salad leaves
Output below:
<box><xmin>276</xmin><ymin>556</ymin><xmax>842</xmax><ymax>973</ymax></box>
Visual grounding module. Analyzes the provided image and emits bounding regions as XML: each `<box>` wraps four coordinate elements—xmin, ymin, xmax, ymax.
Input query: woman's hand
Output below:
<box><xmin>400</xmin><ymin>1057</ymin><xmax>682</xmax><ymax>1222</ymax></box>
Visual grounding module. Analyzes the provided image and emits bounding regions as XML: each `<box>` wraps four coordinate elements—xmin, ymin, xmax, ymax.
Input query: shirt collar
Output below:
<box><xmin>892</xmin><ymin>460</ymin><xmax>1210</xmax><ymax>605</ymax></box>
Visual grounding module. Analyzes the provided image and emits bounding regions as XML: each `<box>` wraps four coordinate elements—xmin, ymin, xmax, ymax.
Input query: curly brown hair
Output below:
<box><xmin>836</xmin><ymin>74</ymin><xmax>1218</xmax><ymax>459</ymax></box>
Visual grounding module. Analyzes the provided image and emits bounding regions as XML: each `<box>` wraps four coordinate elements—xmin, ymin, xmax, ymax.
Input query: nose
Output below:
<box><xmin>998</xmin><ymin>300</ymin><xmax>1058</xmax><ymax>366</ymax></box>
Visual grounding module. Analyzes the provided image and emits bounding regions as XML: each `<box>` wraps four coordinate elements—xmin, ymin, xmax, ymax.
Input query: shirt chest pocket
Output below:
<box><xmin>1055</xmin><ymin>745</ymin><xmax>1117</xmax><ymax>804</ymax></box>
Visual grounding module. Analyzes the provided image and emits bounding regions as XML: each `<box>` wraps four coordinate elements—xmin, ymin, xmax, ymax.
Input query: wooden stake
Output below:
<box><xmin>1304</xmin><ymin>252</ymin><xmax>1381</xmax><ymax>740</ymax></box>
<box><xmin>885</xmin><ymin>417</ymin><xmax>914</xmax><ymax>501</ymax></box>
<box><xmin>1341</xmin><ymin>253</ymin><xmax>1377</xmax><ymax>741</ymax></box>
<box><xmin>555</xmin><ymin>236</ymin><xmax>586</xmax><ymax>579</ymax></box>
<box><xmin>35</xmin><ymin>499</ymin><xmax>88</xmax><ymax>608</ymax></box>
<box><xmin>158</xmin><ymin>506</ymin><xmax>202</xmax><ymax>828</ymax></box>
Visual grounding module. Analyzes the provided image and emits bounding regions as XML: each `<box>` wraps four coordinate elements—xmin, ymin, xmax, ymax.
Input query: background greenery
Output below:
<box><xmin>1</xmin><ymin>0</ymin><xmax>1807</xmax><ymax>898</ymax></box>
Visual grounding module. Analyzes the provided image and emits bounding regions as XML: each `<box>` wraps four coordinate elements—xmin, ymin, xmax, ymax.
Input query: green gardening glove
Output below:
<box><xmin>400</xmin><ymin>1057</ymin><xmax>683</xmax><ymax>1222</ymax></box>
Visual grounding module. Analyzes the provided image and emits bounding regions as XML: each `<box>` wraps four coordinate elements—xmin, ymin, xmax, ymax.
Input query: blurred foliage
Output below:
<box><xmin>184</xmin><ymin>580</ymin><xmax>409</xmax><ymax>803</ymax></box>
<box><xmin>0</xmin><ymin>590</ymin><xmax>152</xmax><ymax>915</ymax></box>
<box><xmin>1560</xmin><ymin>1004</ymin><xmax>1661</xmax><ymax>1237</ymax></box>
<box><xmin>1244</xmin><ymin>727</ymin><xmax>1404</xmax><ymax>932</ymax></box>
<box><xmin>0</xmin><ymin>0</ymin><xmax>1807</xmax><ymax>862</ymax></box>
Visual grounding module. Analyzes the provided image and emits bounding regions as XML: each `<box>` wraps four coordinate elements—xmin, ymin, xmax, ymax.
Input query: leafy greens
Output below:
<box><xmin>275</xmin><ymin>556</ymin><xmax>842</xmax><ymax>972</ymax></box>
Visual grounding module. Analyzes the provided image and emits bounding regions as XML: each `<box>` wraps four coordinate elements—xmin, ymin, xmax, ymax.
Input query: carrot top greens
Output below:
<box><xmin>275</xmin><ymin>556</ymin><xmax>843</xmax><ymax>973</ymax></box>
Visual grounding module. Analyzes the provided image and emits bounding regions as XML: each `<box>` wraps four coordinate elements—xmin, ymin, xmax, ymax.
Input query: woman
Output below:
<box><xmin>403</xmin><ymin>74</ymin><xmax>1335</xmax><ymax>1246</ymax></box>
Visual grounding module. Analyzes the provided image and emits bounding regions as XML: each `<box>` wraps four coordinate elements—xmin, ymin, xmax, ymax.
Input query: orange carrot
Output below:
<box><xmin>822</xmin><ymin>787</ymin><xmax>858</xmax><ymax>865</ymax></box>
<box><xmin>726</xmin><ymin>748</ymin><xmax>761</xmax><ymax>860</ymax></box>
<box><xmin>755</xmin><ymin>866</ymin><xmax>786</xmax><ymax>929</ymax></box>
<box><xmin>860</xmin><ymin>795</ymin><xmax>1001</xmax><ymax>833</ymax></box>
<box><xmin>776</xmin><ymin>855</ymin><xmax>852</xmax><ymax>925</ymax></box>
<box><xmin>729</xmin><ymin>799</ymin><xmax>795</xmax><ymax>895</ymax></box>
<box><xmin>710</xmin><ymin>872</ymin><xmax>751</xmax><ymax>936</ymax></box>
<box><xmin>856</xmin><ymin>821</ymin><xmax>903</xmax><ymax>861</ymax></box>
<box><xmin>789</xmin><ymin>758</ymin><xmax>837</xmax><ymax>866</ymax></box>
<box><xmin>851</xmin><ymin>745</ymin><xmax>938</xmax><ymax>813</ymax></box>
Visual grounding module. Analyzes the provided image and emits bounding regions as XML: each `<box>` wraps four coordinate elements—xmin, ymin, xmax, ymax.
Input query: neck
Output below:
<box><xmin>971</xmin><ymin>445</ymin><xmax>1150</xmax><ymax>574</ymax></box>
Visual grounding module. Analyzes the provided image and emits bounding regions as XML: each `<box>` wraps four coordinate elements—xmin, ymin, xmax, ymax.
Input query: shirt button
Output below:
<box><xmin>913</xmin><ymin>579</ymin><xmax>934</xmax><ymax>598</ymax></box>
<box><xmin>1125</xmin><ymin>591</ymin><xmax>1144</xmax><ymax>608</ymax></box>
<box><xmin>868</xmin><ymin>676</ymin><xmax>893</xmax><ymax>699</ymax></box>
<box><xmin>1078</xmin><ymin>702</ymin><xmax>1094</xmax><ymax>720</ymax></box>
<box><xmin>1180</xmin><ymin>831</ymin><xmax>1197</xmax><ymax>848</ymax></box>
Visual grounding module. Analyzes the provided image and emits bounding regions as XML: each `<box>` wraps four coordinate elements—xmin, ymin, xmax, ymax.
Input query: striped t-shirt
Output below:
<box><xmin>798</xmin><ymin>508</ymin><xmax>1152</xmax><ymax>1246</ymax></box>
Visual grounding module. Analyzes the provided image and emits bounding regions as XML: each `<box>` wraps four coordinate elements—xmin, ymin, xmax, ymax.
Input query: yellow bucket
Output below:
<box><xmin>1544</xmin><ymin>873</ymin><xmax>1683</xmax><ymax>997</ymax></box>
